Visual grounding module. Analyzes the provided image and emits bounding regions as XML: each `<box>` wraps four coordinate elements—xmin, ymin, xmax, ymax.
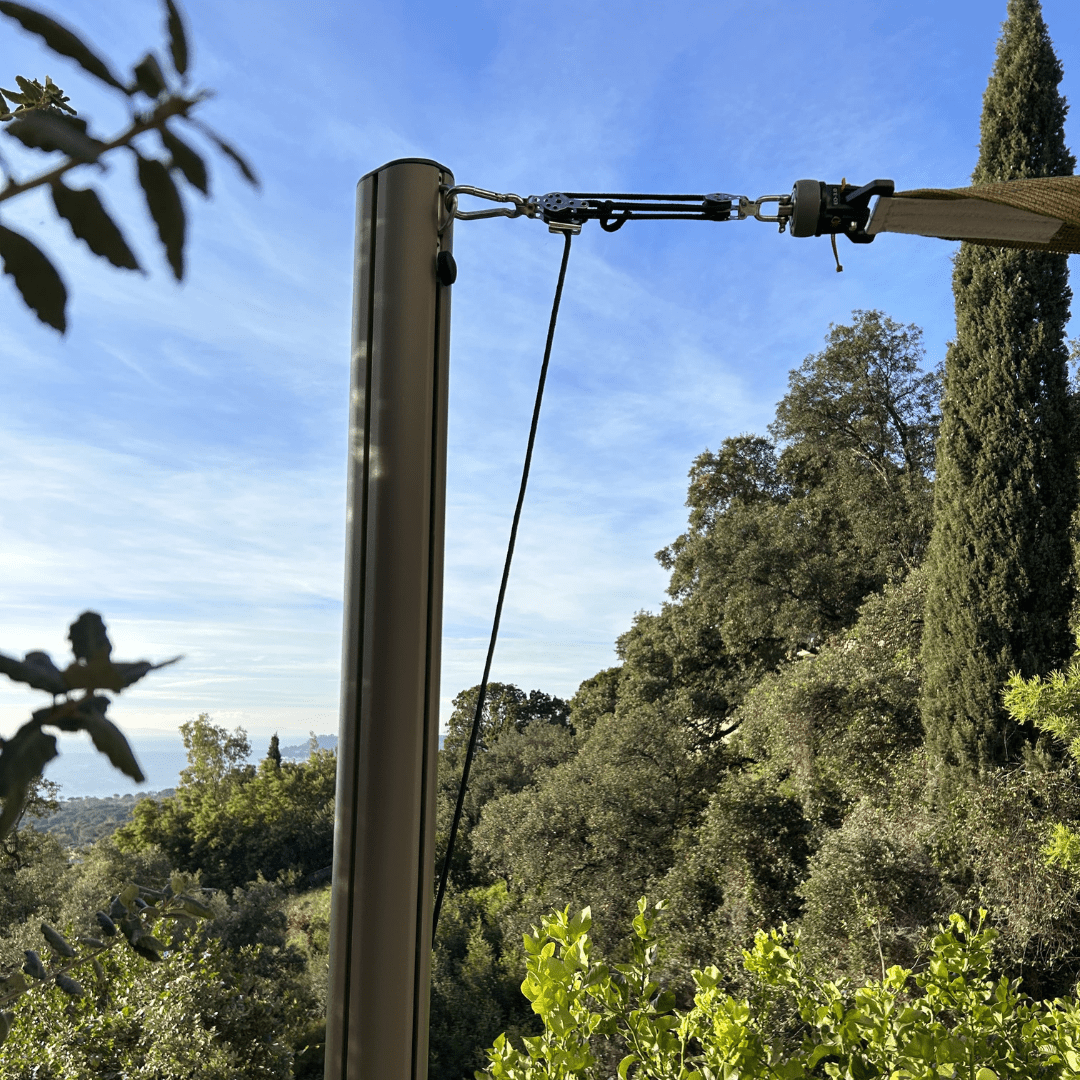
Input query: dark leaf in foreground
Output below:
<box><xmin>0</xmin><ymin>723</ymin><xmax>58</xmax><ymax>836</ymax></box>
<box><xmin>68</xmin><ymin>611</ymin><xmax>111</xmax><ymax>663</ymax></box>
<box><xmin>136</xmin><ymin>154</ymin><xmax>185</xmax><ymax>279</ymax></box>
<box><xmin>0</xmin><ymin>3</ymin><xmax>125</xmax><ymax>91</ymax></box>
<box><xmin>51</xmin><ymin>181</ymin><xmax>141</xmax><ymax>270</ymax></box>
<box><xmin>0</xmin><ymin>725</ymin><xmax>58</xmax><ymax>800</ymax></box>
<box><xmin>0</xmin><ymin>784</ymin><xmax>31</xmax><ymax>839</ymax></box>
<box><xmin>201</xmin><ymin>126</ymin><xmax>259</xmax><ymax>187</ymax></box>
<box><xmin>7</xmin><ymin>112</ymin><xmax>100</xmax><ymax>161</ymax></box>
<box><xmin>160</xmin><ymin>123</ymin><xmax>208</xmax><ymax>194</ymax></box>
<box><xmin>55</xmin><ymin>973</ymin><xmax>83</xmax><ymax>997</ymax></box>
<box><xmin>41</xmin><ymin>922</ymin><xmax>75</xmax><ymax>958</ymax></box>
<box><xmin>133</xmin><ymin>51</ymin><xmax>167</xmax><ymax>98</ymax></box>
<box><xmin>32</xmin><ymin>694</ymin><xmax>108</xmax><ymax>733</ymax></box>
<box><xmin>30</xmin><ymin>695</ymin><xmax>147</xmax><ymax>781</ymax></box>
<box><xmin>163</xmin><ymin>0</ymin><xmax>188</xmax><ymax>75</ymax></box>
<box><xmin>21</xmin><ymin>950</ymin><xmax>46</xmax><ymax>981</ymax></box>
<box><xmin>95</xmin><ymin>912</ymin><xmax>117</xmax><ymax>937</ymax></box>
<box><xmin>0</xmin><ymin>649</ymin><xmax>65</xmax><ymax>694</ymax></box>
<box><xmin>0</xmin><ymin>225</ymin><xmax>66</xmax><ymax>332</ymax></box>
<box><xmin>0</xmin><ymin>1010</ymin><xmax>12</xmax><ymax>1047</ymax></box>
<box><xmin>80</xmin><ymin>702</ymin><xmax>145</xmax><ymax>784</ymax></box>
<box><xmin>60</xmin><ymin>654</ymin><xmax>181</xmax><ymax>693</ymax></box>
<box><xmin>178</xmin><ymin>894</ymin><xmax>212</xmax><ymax>918</ymax></box>
<box><xmin>119</xmin><ymin>913</ymin><xmax>140</xmax><ymax>946</ymax></box>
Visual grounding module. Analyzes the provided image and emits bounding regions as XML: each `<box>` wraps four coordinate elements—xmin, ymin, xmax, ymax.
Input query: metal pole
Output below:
<box><xmin>325</xmin><ymin>158</ymin><xmax>453</xmax><ymax>1080</ymax></box>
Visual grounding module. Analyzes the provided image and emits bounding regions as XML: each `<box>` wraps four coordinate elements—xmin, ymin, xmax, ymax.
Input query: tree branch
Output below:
<box><xmin>0</xmin><ymin>91</ymin><xmax>205</xmax><ymax>205</ymax></box>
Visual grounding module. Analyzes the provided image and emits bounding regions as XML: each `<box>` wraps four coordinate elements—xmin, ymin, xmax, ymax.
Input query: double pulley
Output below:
<box><xmin>444</xmin><ymin>174</ymin><xmax>1080</xmax><ymax>258</ymax></box>
<box><xmin>444</xmin><ymin>178</ymin><xmax>897</xmax><ymax>242</ymax></box>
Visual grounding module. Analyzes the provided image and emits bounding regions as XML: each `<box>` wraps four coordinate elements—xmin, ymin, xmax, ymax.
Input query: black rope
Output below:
<box><xmin>432</xmin><ymin>229</ymin><xmax>573</xmax><ymax>941</ymax></box>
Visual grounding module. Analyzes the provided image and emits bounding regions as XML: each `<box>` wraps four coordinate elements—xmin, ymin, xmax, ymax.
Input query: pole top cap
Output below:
<box><xmin>359</xmin><ymin>157</ymin><xmax>453</xmax><ymax>183</ymax></box>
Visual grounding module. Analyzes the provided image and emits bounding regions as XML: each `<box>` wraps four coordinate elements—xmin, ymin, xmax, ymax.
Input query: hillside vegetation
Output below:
<box><xmin>36</xmin><ymin>791</ymin><xmax>175</xmax><ymax>849</ymax></box>
<box><xmin>5</xmin><ymin>304</ymin><xmax>1080</xmax><ymax>1078</ymax></box>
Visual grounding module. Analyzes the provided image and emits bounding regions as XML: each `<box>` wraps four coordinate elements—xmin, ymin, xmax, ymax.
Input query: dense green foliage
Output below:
<box><xmin>115</xmin><ymin>716</ymin><xmax>336</xmax><ymax>893</ymax></box>
<box><xmin>920</xmin><ymin>0</ymin><xmax>1077</xmax><ymax>769</ymax></box>
<box><xmin>36</xmin><ymin>790</ymin><xmax>175</xmax><ymax>849</ymax></box>
<box><xmin>0</xmin><ymin>734</ymin><xmax>331</xmax><ymax>1077</ymax></box>
<box><xmin>479</xmin><ymin>901</ymin><xmax>1080</xmax><ymax>1080</ymax></box>
<box><xmin>0</xmin><ymin>851</ymin><xmax>323</xmax><ymax>1078</ymax></box>
<box><xmin>641</xmin><ymin>310</ymin><xmax>938</xmax><ymax>744</ymax></box>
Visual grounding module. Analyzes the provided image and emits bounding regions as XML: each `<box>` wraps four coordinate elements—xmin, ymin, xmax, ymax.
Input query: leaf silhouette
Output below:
<box><xmin>68</xmin><ymin>611</ymin><xmax>111</xmax><ymax>663</ymax></box>
<box><xmin>31</xmin><ymin>695</ymin><xmax>104</xmax><ymax>733</ymax></box>
<box><xmin>0</xmin><ymin>723</ymin><xmax>58</xmax><ymax>800</ymax></box>
<box><xmin>0</xmin><ymin>725</ymin><xmax>58</xmax><ymax>838</ymax></box>
<box><xmin>0</xmin><ymin>649</ymin><xmax>65</xmax><ymax>694</ymax></box>
<box><xmin>0</xmin><ymin>225</ymin><xmax>66</xmax><ymax>332</ymax></box>
<box><xmin>0</xmin><ymin>973</ymin><xmax>28</xmax><ymax>996</ymax></box>
<box><xmin>133</xmin><ymin>51</ymin><xmax>167</xmax><ymax>98</ymax></box>
<box><xmin>51</xmin><ymin>181</ymin><xmax>141</xmax><ymax>270</ymax></box>
<box><xmin>0</xmin><ymin>3</ymin><xmax>126</xmax><ymax>91</ymax></box>
<box><xmin>200</xmin><ymin>125</ymin><xmax>259</xmax><ymax>187</ymax></box>
<box><xmin>136</xmin><ymin>154</ymin><xmax>185</xmax><ymax>279</ymax></box>
<box><xmin>163</xmin><ymin>0</ymin><xmax>188</xmax><ymax>75</ymax></box>
<box><xmin>160</xmin><ymin>124</ymin><xmax>208</xmax><ymax>195</ymax></box>
<box><xmin>6</xmin><ymin>112</ymin><xmax>101</xmax><ymax>161</ymax></box>
<box><xmin>80</xmin><ymin>702</ymin><xmax>145</xmax><ymax>783</ymax></box>
<box><xmin>41</xmin><ymin>922</ymin><xmax>76</xmax><ymax>958</ymax></box>
<box><xmin>21</xmin><ymin>950</ymin><xmax>46</xmax><ymax>981</ymax></box>
<box><xmin>55</xmin><ymin>973</ymin><xmax>84</xmax><ymax>997</ymax></box>
<box><xmin>178</xmin><ymin>894</ymin><xmax>213</xmax><ymax>918</ymax></box>
<box><xmin>59</xmin><ymin>654</ymin><xmax>181</xmax><ymax>694</ymax></box>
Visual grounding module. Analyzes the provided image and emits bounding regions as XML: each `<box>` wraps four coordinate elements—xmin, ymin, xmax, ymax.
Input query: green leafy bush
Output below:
<box><xmin>479</xmin><ymin>899</ymin><xmax>1080</xmax><ymax>1080</ymax></box>
<box><xmin>115</xmin><ymin>717</ymin><xmax>336</xmax><ymax>893</ymax></box>
<box><xmin>0</xmin><ymin>918</ymin><xmax>303</xmax><ymax>1078</ymax></box>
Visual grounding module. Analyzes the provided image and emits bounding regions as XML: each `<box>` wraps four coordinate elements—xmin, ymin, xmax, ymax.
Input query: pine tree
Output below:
<box><xmin>920</xmin><ymin>0</ymin><xmax>1077</xmax><ymax>770</ymax></box>
<box><xmin>267</xmin><ymin>732</ymin><xmax>282</xmax><ymax>768</ymax></box>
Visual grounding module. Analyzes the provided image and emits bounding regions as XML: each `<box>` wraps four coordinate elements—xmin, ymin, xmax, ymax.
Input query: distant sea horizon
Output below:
<box><xmin>43</xmin><ymin>732</ymin><xmax>340</xmax><ymax>800</ymax></box>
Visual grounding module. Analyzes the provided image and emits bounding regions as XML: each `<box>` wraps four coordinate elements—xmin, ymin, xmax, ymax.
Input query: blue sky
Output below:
<box><xmin>2</xmin><ymin>0</ymin><xmax>1079</xmax><ymax>783</ymax></box>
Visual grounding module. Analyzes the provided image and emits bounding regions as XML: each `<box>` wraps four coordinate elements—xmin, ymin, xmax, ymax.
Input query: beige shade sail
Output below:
<box><xmin>865</xmin><ymin>176</ymin><xmax>1080</xmax><ymax>253</ymax></box>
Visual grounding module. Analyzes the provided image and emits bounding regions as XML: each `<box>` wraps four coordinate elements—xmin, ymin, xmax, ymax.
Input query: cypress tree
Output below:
<box><xmin>921</xmin><ymin>0</ymin><xmax>1076</xmax><ymax>770</ymax></box>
